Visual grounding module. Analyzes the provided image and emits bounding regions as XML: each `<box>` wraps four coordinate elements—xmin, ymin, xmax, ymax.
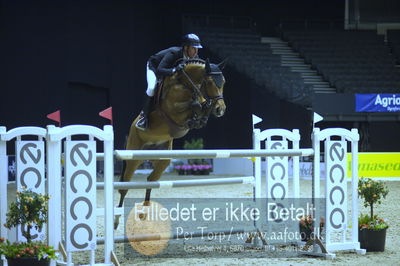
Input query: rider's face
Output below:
<box><xmin>185</xmin><ymin>46</ymin><xmax>198</xmax><ymax>58</ymax></box>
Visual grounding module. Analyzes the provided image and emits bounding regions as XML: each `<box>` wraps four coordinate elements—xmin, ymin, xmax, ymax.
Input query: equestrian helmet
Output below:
<box><xmin>182</xmin><ymin>33</ymin><xmax>202</xmax><ymax>48</ymax></box>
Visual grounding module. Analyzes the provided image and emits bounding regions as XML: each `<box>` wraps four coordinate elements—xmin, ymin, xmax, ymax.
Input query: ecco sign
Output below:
<box><xmin>266</xmin><ymin>140</ymin><xmax>288</xmax><ymax>223</ymax></box>
<box><xmin>16</xmin><ymin>141</ymin><xmax>45</xmax><ymax>241</ymax></box>
<box><xmin>65</xmin><ymin>141</ymin><xmax>96</xmax><ymax>252</ymax></box>
<box><xmin>325</xmin><ymin>140</ymin><xmax>347</xmax><ymax>230</ymax></box>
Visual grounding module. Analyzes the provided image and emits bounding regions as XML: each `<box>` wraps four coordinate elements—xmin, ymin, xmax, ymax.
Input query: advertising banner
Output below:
<box><xmin>355</xmin><ymin>93</ymin><xmax>400</xmax><ymax>112</ymax></box>
<box><xmin>347</xmin><ymin>153</ymin><xmax>400</xmax><ymax>179</ymax></box>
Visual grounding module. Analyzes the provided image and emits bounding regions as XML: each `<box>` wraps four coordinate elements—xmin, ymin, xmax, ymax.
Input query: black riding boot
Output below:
<box><xmin>136</xmin><ymin>96</ymin><xmax>153</xmax><ymax>130</ymax></box>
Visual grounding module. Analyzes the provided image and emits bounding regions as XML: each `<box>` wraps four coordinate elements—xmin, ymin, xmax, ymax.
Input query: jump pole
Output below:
<box><xmin>97</xmin><ymin>176</ymin><xmax>255</xmax><ymax>190</ymax></box>
<box><xmin>114</xmin><ymin>148</ymin><xmax>314</xmax><ymax>160</ymax></box>
<box><xmin>97</xmin><ymin>228</ymin><xmax>246</xmax><ymax>244</ymax></box>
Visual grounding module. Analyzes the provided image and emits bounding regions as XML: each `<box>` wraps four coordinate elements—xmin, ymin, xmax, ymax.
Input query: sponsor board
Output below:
<box><xmin>347</xmin><ymin>152</ymin><xmax>400</xmax><ymax>178</ymax></box>
<box><xmin>355</xmin><ymin>93</ymin><xmax>400</xmax><ymax>112</ymax></box>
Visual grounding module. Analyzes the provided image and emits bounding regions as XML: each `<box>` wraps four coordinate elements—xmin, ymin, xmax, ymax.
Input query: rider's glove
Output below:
<box><xmin>175</xmin><ymin>63</ymin><xmax>185</xmax><ymax>72</ymax></box>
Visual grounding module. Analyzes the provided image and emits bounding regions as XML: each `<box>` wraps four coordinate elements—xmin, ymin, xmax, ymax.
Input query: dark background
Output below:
<box><xmin>0</xmin><ymin>0</ymin><xmax>398</xmax><ymax>151</ymax></box>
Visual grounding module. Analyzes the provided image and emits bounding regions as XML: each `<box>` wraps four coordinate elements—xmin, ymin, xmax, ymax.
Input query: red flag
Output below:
<box><xmin>99</xmin><ymin>107</ymin><xmax>113</xmax><ymax>125</ymax></box>
<box><xmin>47</xmin><ymin>110</ymin><xmax>61</xmax><ymax>126</ymax></box>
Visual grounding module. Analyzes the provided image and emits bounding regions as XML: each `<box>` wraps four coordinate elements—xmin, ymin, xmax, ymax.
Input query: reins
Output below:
<box><xmin>180</xmin><ymin>69</ymin><xmax>205</xmax><ymax>101</ymax></box>
<box><xmin>158</xmin><ymin>60</ymin><xmax>225</xmax><ymax>131</ymax></box>
<box><xmin>180</xmin><ymin>67</ymin><xmax>224</xmax><ymax>103</ymax></box>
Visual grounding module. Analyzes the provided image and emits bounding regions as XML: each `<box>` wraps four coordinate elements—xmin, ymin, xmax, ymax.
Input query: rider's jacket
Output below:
<box><xmin>148</xmin><ymin>47</ymin><xmax>199</xmax><ymax>78</ymax></box>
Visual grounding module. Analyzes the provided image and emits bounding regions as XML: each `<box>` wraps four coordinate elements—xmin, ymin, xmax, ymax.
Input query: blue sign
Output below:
<box><xmin>355</xmin><ymin>94</ymin><xmax>400</xmax><ymax>112</ymax></box>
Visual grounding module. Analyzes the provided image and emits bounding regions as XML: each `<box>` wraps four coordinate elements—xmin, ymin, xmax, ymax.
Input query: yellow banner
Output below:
<box><xmin>347</xmin><ymin>153</ymin><xmax>400</xmax><ymax>178</ymax></box>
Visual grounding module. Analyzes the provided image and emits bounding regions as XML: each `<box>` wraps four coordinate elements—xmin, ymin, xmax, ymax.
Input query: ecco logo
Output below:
<box><xmin>327</xmin><ymin>141</ymin><xmax>346</xmax><ymax>230</ymax></box>
<box><xmin>267</xmin><ymin>141</ymin><xmax>288</xmax><ymax>223</ymax></box>
<box><xmin>17</xmin><ymin>141</ymin><xmax>45</xmax><ymax>241</ymax></box>
<box><xmin>66</xmin><ymin>141</ymin><xmax>95</xmax><ymax>250</ymax></box>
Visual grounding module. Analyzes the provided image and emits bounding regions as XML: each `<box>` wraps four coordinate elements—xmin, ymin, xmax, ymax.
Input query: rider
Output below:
<box><xmin>136</xmin><ymin>33</ymin><xmax>203</xmax><ymax>130</ymax></box>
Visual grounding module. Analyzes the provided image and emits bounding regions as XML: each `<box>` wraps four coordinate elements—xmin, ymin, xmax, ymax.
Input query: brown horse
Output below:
<box><xmin>114</xmin><ymin>58</ymin><xmax>226</xmax><ymax>228</ymax></box>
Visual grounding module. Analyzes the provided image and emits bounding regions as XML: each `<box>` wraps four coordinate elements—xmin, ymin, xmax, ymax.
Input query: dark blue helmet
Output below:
<box><xmin>182</xmin><ymin>33</ymin><xmax>202</xmax><ymax>48</ymax></box>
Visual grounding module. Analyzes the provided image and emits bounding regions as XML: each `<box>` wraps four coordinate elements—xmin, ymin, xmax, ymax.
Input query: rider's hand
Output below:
<box><xmin>175</xmin><ymin>63</ymin><xmax>185</xmax><ymax>72</ymax></box>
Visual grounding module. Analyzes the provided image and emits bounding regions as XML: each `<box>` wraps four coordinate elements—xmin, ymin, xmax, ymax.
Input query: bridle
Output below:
<box><xmin>177</xmin><ymin>62</ymin><xmax>225</xmax><ymax>129</ymax></box>
<box><xmin>159</xmin><ymin>60</ymin><xmax>225</xmax><ymax>130</ymax></box>
<box><xmin>180</xmin><ymin>64</ymin><xmax>224</xmax><ymax>105</ymax></box>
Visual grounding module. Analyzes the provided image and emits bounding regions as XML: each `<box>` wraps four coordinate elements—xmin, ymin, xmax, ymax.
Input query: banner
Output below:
<box><xmin>347</xmin><ymin>153</ymin><xmax>400</xmax><ymax>178</ymax></box>
<box><xmin>355</xmin><ymin>93</ymin><xmax>400</xmax><ymax>112</ymax></box>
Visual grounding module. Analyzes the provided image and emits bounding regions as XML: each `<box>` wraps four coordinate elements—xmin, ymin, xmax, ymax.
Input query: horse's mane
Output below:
<box><xmin>171</xmin><ymin>58</ymin><xmax>224</xmax><ymax>88</ymax></box>
<box><xmin>175</xmin><ymin>58</ymin><xmax>205</xmax><ymax>68</ymax></box>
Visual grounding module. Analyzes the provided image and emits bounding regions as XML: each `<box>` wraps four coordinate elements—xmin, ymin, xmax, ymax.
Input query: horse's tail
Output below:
<box><xmin>119</xmin><ymin>160</ymin><xmax>127</xmax><ymax>182</ymax></box>
<box><xmin>119</xmin><ymin>135</ymin><xmax>128</xmax><ymax>182</ymax></box>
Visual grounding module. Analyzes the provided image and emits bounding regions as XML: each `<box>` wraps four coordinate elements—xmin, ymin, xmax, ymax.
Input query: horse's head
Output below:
<box><xmin>168</xmin><ymin>58</ymin><xmax>227</xmax><ymax>130</ymax></box>
<box><xmin>204</xmin><ymin>59</ymin><xmax>226</xmax><ymax>117</ymax></box>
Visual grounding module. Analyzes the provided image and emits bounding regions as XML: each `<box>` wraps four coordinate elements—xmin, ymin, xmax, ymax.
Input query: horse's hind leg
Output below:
<box><xmin>138</xmin><ymin>158</ymin><xmax>171</xmax><ymax>221</ymax></box>
<box><xmin>114</xmin><ymin>159</ymin><xmax>143</xmax><ymax>229</ymax></box>
<box><xmin>114</xmin><ymin>126</ymin><xmax>144</xmax><ymax>229</ymax></box>
<box><xmin>143</xmin><ymin>140</ymin><xmax>173</xmax><ymax>207</ymax></box>
<box><xmin>117</xmin><ymin>159</ymin><xmax>143</xmax><ymax>206</ymax></box>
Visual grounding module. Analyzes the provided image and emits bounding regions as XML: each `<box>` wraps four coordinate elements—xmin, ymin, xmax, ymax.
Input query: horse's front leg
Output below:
<box><xmin>191</xmin><ymin>100</ymin><xmax>202</xmax><ymax>115</ymax></box>
<box><xmin>189</xmin><ymin>98</ymin><xmax>215</xmax><ymax>129</ymax></box>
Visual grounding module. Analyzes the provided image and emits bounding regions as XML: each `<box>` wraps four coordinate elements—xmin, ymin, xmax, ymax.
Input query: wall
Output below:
<box><xmin>0</xmin><ymin>0</ymin><xmax>345</xmax><ymax>150</ymax></box>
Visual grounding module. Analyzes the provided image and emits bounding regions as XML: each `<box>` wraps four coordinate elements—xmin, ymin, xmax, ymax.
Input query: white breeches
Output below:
<box><xmin>146</xmin><ymin>63</ymin><xmax>157</xmax><ymax>97</ymax></box>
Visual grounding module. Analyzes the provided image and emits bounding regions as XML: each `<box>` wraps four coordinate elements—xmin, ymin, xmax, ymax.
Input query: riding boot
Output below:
<box><xmin>136</xmin><ymin>96</ymin><xmax>153</xmax><ymax>130</ymax></box>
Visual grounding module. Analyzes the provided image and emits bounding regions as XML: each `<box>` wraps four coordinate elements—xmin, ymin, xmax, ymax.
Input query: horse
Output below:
<box><xmin>114</xmin><ymin>58</ymin><xmax>226</xmax><ymax>228</ymax></box>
